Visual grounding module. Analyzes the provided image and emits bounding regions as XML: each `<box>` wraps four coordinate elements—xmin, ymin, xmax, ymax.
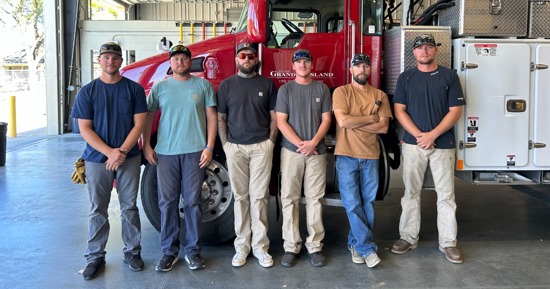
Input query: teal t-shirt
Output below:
<box><xmin>147</xmin><ymin>76</ymin><xmax>216</xmax><ymax>155</ymax></box>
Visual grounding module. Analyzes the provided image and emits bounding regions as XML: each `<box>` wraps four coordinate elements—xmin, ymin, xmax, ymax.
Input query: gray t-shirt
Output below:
<box><xmin>275</xmin><ymin>80</ymin><xmax>332</xmax><ymax>154</ymax></box>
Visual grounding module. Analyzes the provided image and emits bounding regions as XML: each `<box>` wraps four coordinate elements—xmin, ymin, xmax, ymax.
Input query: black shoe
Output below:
<box><xmin>280</xmin><ymin>252</ymin><xmax>297</xmax><ymax>267</ymax></box>
<box><xmin>309</xmin><ymin>252</ymin><xmax>326</xmax><ymax>267</ymax></box>
<box><xmin>124</xmin><ymin>252</ymin><xmax>144</xmax><ymax>271</ymax></box>
<box><xmin>83</xmin><ymin>258</ymin><xmax>105</xmax><ymax>280</ymax></box>
<box><xmin>156</xmin><ymin>254</ymin><xmax>179</xmax><ymax>272</ymax></box>
<box><xmin>185</xmin><ymin>254</ymin><xmax>206</xmax><ymax>270</ymax></box>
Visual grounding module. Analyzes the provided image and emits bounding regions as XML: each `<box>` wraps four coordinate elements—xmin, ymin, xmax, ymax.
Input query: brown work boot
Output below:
<box><xmin>439</xmin><ymin>246</ymin><xmax>463</xmax><ymax>264</ymax></box>
<box><xmin>391</xmin><ymin>239</ymin><xmax>418</xmax><ymax>254</ymax></box>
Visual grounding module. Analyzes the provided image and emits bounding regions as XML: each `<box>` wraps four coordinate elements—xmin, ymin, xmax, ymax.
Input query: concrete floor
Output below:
<box><xmin>1</xmin><ymin>132</ymin><xmax>550</xmax><ymax>289</ymax></box>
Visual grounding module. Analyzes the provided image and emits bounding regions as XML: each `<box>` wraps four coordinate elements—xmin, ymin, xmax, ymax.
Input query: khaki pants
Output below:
<box><xmin>399</xmin><ymin>143</ymin><xmax>458</xmax><ymax>248</ymax></box>
<box><xmin>224</xmin><ymin>139</ymin><xmax>274</xmax><ymax>254</ymax></box>
<box><xmin>280</xmin><ymin>148</ymin><xmax>326</xmax><ymax>254</ymax></box>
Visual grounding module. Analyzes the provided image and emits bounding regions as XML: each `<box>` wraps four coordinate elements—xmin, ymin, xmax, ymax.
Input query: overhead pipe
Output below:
<box><xmin>190</xmin><ymin>23</ymin><xmax>195</xmax><ymax>43</ymax></box>
<box><xmin>179</xmin><ymin>21</ymin><xmax>183</xmax><ymax>44</ymax></box>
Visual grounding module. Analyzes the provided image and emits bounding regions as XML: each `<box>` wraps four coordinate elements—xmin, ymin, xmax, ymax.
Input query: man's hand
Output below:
<box><xmin>416</xmin><ymin>131</ymin><xmax>437</xmax><ymax>150</ymax></box>
<box><xmin>105</xmin><ymin>148</ymin><xmax>127</xmax><ymax>171</ymax></box>
<box><xmin>143</xmin><ymin>145</ymin><xmax>157</xmax><ymax>165</ymax></box>
<box><xmin>296</xmin><ymin>140</ymin><xmax>318</xmax><ymax>156</ymax></box>
<box><xmin>199</xmin><ymin>148</ymin><xmax>213</xmax><ymax>168</ymax></box>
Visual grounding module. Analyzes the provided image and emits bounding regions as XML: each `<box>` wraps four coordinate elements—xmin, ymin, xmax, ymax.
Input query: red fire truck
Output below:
<box><xmin>121</xmin><ymin>0</ymin><xmax>392</xmax><ymax>245</ymax></box>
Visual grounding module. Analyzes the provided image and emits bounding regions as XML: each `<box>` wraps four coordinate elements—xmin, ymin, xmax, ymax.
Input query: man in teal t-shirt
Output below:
<box><xmin>142</xmin><ymin>44</ymin><xmax>217</xmax><ymax>272</ymax></box>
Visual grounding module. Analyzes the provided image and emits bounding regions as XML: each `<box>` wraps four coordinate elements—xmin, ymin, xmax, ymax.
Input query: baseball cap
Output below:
<box><xmin>99</xmin><ymin>42</ymin><xmax>122</xmax><ymax>56</ymax></box>
<box><xmin>236</xmin><ymin>42</ymin><xmax>258</xmax><ymax>54</ymax></box>
<box><xmin>350</xmin><ymin>53</ymin><xmax>371</xmax><ymax>66</ymax></box>
<box><xmin>169</xmin><ymin>44</ymin><xmax>192</xmax><ymax>59</ymax></box>
<box><xmin>292</xmin><ymin>49</ymin><xmax>313</xmax><ymax>62</ymax></box>
<box><xmin>413</xmin><ymin>34</ymin><xmax>441</xmax><ymax>49</ymax></box>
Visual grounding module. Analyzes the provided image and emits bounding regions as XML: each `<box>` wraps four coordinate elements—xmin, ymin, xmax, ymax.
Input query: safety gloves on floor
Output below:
<box><xmin>71</xmin><ymin>158</ymin><xmax>86</xmax><ymax>184</ymax></box>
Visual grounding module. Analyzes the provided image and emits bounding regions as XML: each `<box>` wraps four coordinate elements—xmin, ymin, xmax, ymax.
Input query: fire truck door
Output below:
<box><xmin>461</xmin><ymin>41</ymin><xmax>530</xmax><ymax>168</ymax></box>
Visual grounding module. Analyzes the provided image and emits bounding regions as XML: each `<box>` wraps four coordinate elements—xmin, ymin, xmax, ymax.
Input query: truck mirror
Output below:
<box><xmin>248</xmin><ymin>0</ymin><xmax>267</xmax><ymax>43</ymax></box>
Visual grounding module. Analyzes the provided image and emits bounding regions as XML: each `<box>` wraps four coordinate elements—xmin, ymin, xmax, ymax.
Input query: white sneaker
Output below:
<box><xmin>232</xmin><ymin>251</ymin><xmax>248</xmax><ymax>267</ymax></box>
<box><xmin>348</xmin><ymin>246</ymin><xmax>365</xmax><ymax>264</ymax></box>
<box><xmin>253</xmin><ymin>251</ymin><xmax>273</xmax><ymax>268</ymax></box>
<box><xmin>365</xmin><ymin>252</ymin><xmax>381</xmax><ymax>268</ymax></box>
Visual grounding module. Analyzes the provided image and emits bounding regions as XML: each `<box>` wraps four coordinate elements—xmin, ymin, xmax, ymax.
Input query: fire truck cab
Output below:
<box><xmin>121</xmin><ymin>0</ymin><xmax>392</xmax><ymax>244</ymax></box>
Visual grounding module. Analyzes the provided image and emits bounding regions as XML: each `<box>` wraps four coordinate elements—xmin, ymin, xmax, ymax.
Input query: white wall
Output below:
<box><xmin>80</xmin><ymin>20</ymin><xmax>233</xmax><ymax>85</ymax></box>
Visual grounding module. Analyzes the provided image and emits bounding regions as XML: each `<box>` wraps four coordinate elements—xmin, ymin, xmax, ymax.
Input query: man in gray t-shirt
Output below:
<box><xmin>275</xmin><ymin>49</ymin><xmax>331</xmax><ymax>268</ymax></box>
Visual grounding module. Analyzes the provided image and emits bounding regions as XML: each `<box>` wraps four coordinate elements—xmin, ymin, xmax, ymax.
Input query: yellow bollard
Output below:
<box><xmin>8</xmin><ymin>95</ymin><xmax>16</xmax><ymax>138</ymax></box>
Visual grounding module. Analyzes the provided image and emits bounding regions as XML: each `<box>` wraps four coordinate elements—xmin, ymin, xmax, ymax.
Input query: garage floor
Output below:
<box><xmin>1</xmin><ymin>132</ymin><xmax>550</xmax><ymax>289</ymax></box>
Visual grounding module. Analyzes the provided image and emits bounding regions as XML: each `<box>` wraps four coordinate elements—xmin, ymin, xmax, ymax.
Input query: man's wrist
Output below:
<box><xmin>205</xmin><ymin>146</ymin><xmax>213</xmax><ymax>152</ymax></box>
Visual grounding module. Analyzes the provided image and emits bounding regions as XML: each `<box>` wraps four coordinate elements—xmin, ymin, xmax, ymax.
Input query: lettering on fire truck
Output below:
<box><xmin>269</xmin><ymin>71</ymin><xmax>334</xmax><ymax>78</ymax></box>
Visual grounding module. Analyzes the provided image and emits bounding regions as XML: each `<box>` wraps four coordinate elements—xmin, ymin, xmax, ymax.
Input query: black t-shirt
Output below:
<box><xmin>217</xmin><ymin>74</ymin><xmax>277</xmax><ymax>144</ymax></box>
<box><xmin>393</xmin><ymin>66</ymin><xmax>465</xmax><ymax>149</ymax></box>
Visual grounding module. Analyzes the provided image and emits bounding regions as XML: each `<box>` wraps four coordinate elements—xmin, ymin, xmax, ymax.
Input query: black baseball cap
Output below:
<box><xmin>413</xmin><ymin>34</ymin><xmax>441</xmax><ymax>49</ymax></box>
<box><xmin>350</xmin><ymin>53</ymin><xmax>371</xmax><ymax>66</ymax></box>
<box><xmin>169</xmin><ymin>44</ymin><xmax>192</xmax><ymax>59</ymax></box>
<box><xmin>99</xmin><ymin>42</ymin><xmax>122</xmax><ymax>56</ymax></box>
<box><xmin>236</xmin><ymin>42</ymin><xmax>258</xmax><ymax>54</ymax></box>
<box><xmin>292</xmin><ymin>49</ymin><xmax>313</xmax><ymax>62</ymax></box>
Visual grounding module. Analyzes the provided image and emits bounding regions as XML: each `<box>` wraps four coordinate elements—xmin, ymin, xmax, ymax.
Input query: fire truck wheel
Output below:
<box><xmin>140</xmin><ymin>160</ymin><xmax>235</xmax><ymax>245</ymax></box>
<box><xmin>376</xmin><ymin>136</ymin><xmax>391</xmax><ymax>200</ymax></box>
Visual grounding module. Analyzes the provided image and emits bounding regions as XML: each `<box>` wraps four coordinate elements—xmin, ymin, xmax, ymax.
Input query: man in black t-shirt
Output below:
<box><xmin>391</xmin><ymin>34</ymin><xmax>465</xmax><ymax>264</ymax></box>
<box><xmin>217</xmin><ymin>42</ymin><xmax>278</xmax><ymax>268</ymax></box>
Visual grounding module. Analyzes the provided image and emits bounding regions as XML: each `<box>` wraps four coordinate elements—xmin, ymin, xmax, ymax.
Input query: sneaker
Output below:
<box><xmin>155</xmin><ymin>254</ymin><xmax>179</xmax><ymax>272</ymax></box>
<box><xmin>365</xmin><ymin>252</ymin><xmax>381</xmax><ymax>268</ymax></box>
<box><xmin>124</xmin><ymin>252</ymin><xmax>144</xmax><ymax>271</ymax></box>
<box><xmin>83</xmin><ymin>258</ymin><xmax>106</xmax><ymax>280</ymax></box>
<box><xmin>232</xmin><ymin>251</ymin><xmax>248</xmax><ymax>267</ymax></box>
<box><xmin>348</xmin><ymin>246</ymin><xmax>365</xmax><ymax>264</ymax></box>
<box><xmin>185</xmin><ymin>254</ymin><xmax>206</xmax><ymax>270</ymax></box>
<box><xmin>253</xmin><ymin>251</ymin><xmax>274</xmax><ymax>268</ymax></box>
<box><xmin>391</xmin><ymin>239</ymin><xmax>418</xmax><ymax>254</ymax></box>
<box><xmin>309</xmin><ymin>252</ymin><xmax>326</xmax><ymax>267</ymax></box>
<box><xmin>280</xmin><ymin>252</ymin><xmax>297</xmax><ymax>267</ymax></box>
<box><xmin>439</xmin><ymin>246</ymin><xmax>463</xmax><ymax>264</ymax></box>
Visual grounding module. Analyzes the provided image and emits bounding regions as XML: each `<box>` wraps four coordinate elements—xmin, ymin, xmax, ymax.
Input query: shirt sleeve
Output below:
<box><xmin>448</xmin><ymin>71</ymin><xmax>465</xmax><ymax>107</ymax></box>
<box><xmin>393</xmin><ymin>73</ymin><xmax>407</xmax><ymax>105</ymax></box>
<box><xmin>275</xmin><ymin>85</ymin><xmax>290</xmax><ymax>114</ymax></box>
<box><xmin>321</xmin><ymin>83</ymin><xmax>332</xmax><ymax>113</ymax></box>
<box><xmin>204</xmin><ymin>79</ymin><xmax>217</xmax><ymax>107</ymax></box>
<box><xmin>378</xmin><ymin>92</ymin><xmax>393</xmax><ymax>119</ymax></box>
<box><xmin>268</xmin><ymin>81</ymin><xmax>277</xmax><ymax>111</ymax></box>
<box><xmin>332</xmin><ymin>86</ymin><xmax>348</xmax><ymax>114</ymax></box>
<box><xmin>147</xmin><ymin>83</ymin><xmax>160</xmax><ymax>112</ymax></box>
<box><xmin>217</xmin><ymin>79</ymin><xmax>228</xmax><ymax>114</ymax></box>
<box><xmin>133</xmin><ymin>82</ymin><xmax>148</xmax><ymax>114</ymax></box>
<box><xmin>71</xmin><ymin>83</ymin><xmax>94</xmax><ymax>120</ymax></box>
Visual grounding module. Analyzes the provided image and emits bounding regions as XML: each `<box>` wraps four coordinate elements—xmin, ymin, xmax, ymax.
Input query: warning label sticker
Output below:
<box><xmin>474</xmin><ymin>44</ymin><xmax>497</xmax><ymax>57</ymax></box>
<box><xmin>507</xmin><ymin>155</ymin><xmax>516</xmax><ymax>166</ymax></box>
<box><xmin>467</xmin><ymin>117</ymin><xmax>479</xmax><ymax>142</ymax></box>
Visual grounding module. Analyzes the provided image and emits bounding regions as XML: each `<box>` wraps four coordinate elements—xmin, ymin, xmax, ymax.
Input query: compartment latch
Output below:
<box><xmin>490</xmin><ymin>0</ymin><xmax>502</xmax><ymax>15</ymax></box>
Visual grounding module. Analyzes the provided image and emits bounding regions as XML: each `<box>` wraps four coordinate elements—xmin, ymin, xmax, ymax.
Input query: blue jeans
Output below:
<box><xmin>156</xmin><ymin>152</ymin><xmax>204</xmax><ymax>257</ymax></box>
<box><xmin>336</xmin><ymin>155</ymin><xmax>378</xmax><ymax>257</ymax></box>
<box><xmin>84</xmin><ymin>155</ymin><xmax>142</xmax><ymax>264</ymax></box>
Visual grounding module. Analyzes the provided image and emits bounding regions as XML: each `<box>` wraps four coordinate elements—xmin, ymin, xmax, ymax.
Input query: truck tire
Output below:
<box><xmin>140</xmin><ymin>159</ymin><xmax>235</xmax><ymax>245</ymax></box>
<box><xmin>376</xmin><ymin>136</ymin><xmax>391</xmax><ymax>200</ymax></box>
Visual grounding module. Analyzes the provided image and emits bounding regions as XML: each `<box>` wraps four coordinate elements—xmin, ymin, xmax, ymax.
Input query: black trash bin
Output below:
<box><xmin>0</xmin><ymin>122</ymin><xmax>7</xmax><ymax>167</ymax></box>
